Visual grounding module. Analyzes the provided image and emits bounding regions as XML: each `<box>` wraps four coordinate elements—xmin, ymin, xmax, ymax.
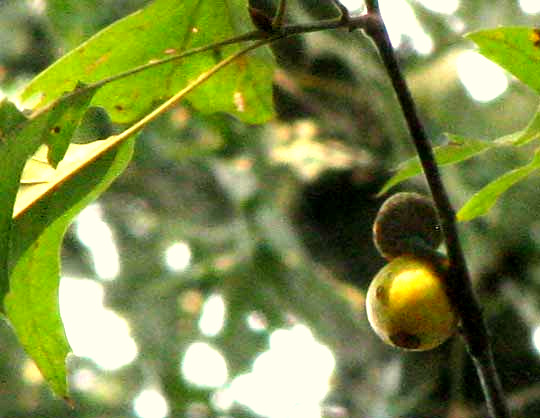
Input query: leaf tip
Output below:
<box><xmin>455</xmin><ymin>209</ymin><xmax>470</xmax><ymax>223</ymax></box>
<box><xmin>375</xmin><ymin>187</ymin><xmax>389</xmax><ymax>198</ymax></box>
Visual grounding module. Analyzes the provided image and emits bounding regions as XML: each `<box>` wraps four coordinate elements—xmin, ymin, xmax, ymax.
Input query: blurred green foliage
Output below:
<box><xmin>2</xmin><ymin>1</ymin><xmax>540</xmax><ymax>417</ymax></box>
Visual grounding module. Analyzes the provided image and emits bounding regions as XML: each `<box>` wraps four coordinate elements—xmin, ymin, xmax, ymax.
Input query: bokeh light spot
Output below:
<box><xmin>75</xmin><ymin>204</ymin><xmax>120</xmax><ymax>280</ymax></box>
<box><xmin>181</xmin><ymin>342</ymin><xmax>228</xmax><ymax>388</ymax></box>
<box><xmin>220</xmin><ymin>325</ymin><xmax>335</xmax><ymax>418</ymax></box>
<box><xmin>165</xmin><ymin>241</ymin><xmax>192</xmax><ymax>272</ymax></box>
<box><xmin>456</xmin><ymin>51</ymin><xmax>508</xmax><ymax>102</ymax></box>
<box><xmin>520</xmin><ymin>0</ymin><xmax>540</xmax><ymax>14</ymax></box>
<box><xmin>336</xmin><ymin>0</ymin><xmax>364</xmax><ymax>12</ymax></box>
<box><xmin>60</xmin><ymin>277</ymin><xmax>138</xmax><ymax>370</ymax></box>
<box><xmin>133</xmin><ymin>388</ymin><xmax>169</xmax><ymax>418</ymax></box>
<box><xmin>198</xmin><ymin>294</ymin><xmax>226</xmax><ymax>337</ymax></box>
<box><xmin>417</xmin><ymin>0</ymin><xmax>459</xmax><ymax>14</ymax></box>
<box><xmin>380</xmin><ymin>0</ymin><xmax>434</xmax><ymax>55</ymax></box>
<box><xmin>532</xmin><ymin>326</ymin><xmax>540</xmax><ymax>354</ymax></box>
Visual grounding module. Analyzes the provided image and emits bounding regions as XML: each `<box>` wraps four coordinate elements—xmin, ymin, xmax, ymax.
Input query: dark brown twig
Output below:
<box><xmin>360</xmin><ymin>1</ymin><xmax>509</xmax><ymax>417</ymax></box>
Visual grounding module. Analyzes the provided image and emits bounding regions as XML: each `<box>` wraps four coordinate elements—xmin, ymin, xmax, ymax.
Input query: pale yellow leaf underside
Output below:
<box><xmin>14</xmin><ymin>136</ymin><xmax>123</xmax><ymax>218</ymax></box>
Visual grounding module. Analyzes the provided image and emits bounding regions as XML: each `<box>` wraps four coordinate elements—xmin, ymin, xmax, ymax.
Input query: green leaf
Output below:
<box><xmin>0</xmin><ymin>88</ymin><xmax>98</xmax><ymax>300</ymax></box>
<box><xmin>466</xmin><ymin>27</ymin><xmax>540</xmax><ymax>94</ymax></box>
<box><xmin>5</xmin><ymin>137</ymin><xmax>135</xmax><ymax>398</ymax></box>
<box><xmin>22</xmin><ymin>0</ymin><xmax>275</xmax><ymax>124</ymax></box>
<box><xmin>457</xmin><ymin>148</ymin><xmax>540</xmax><ymax>222</ymax></box>
<box><xmin>379</xmin><ymin>135</ymin><xmax>494</xmax><ymax>195</ymax></box>
<box><xmin>379</xmin><ymin>105</ymin><xmax>540</xmax><ymax>195</ymax></box>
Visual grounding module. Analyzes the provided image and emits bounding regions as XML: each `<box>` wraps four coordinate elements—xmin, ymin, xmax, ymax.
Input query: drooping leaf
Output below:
<box><xmin>466</xmin><ymin>27</ymin><xmax>540</xmax><ymax>94</ymax></box>
<box><xmin>0</xmin><ymin>87</ymin><xmax>101</xmax><ymax>398</ymax></box>
<box><xmin>6</xmin><ymin>40</ymin><xmax>261</xmax><ymax>389</ymax></box>
<box><xmin>379</xmin><ymin>135</ymin><xmax>494</xmax><ymax>195</ymax></box>
<box><xmin>22</xmin><ymin>0</ymin><xmax>275</xmax><ymax>124</ymax></box>
<box><xmin>457</xmin><ymin>148</ymin><xmax>540</xmax><ymax>221</ymax></box>
<box><xmin>5</xmin><ymin>137</ymin><xmax>135</xmax><ymax>398</ymax></box>
<box><xmin>3</xmin><ymin>43</ymin><xmax>264</xmax><ymax>395</ymax></box>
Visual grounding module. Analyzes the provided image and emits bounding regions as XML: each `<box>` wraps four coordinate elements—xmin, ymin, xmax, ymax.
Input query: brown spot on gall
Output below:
<box><xmin>375</xmin><ymin>285</ymin><xmax>388</xmax><ymax>306</ymax></box>
<box><xmin>390</xmin><ymin>332</ymin><xmax>421</xmax><ymax>349</ymax></box>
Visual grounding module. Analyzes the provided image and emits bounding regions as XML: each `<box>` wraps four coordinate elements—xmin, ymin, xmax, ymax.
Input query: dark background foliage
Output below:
<box><xmin>2</xmin><ymin>1</ymin><xmax>540</xmax><ymax>417</ymax></box>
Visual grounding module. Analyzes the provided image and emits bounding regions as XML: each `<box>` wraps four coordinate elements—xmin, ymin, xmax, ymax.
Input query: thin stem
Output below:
<box><xmin>361</xmin><ymin>3</ymin><xmax>510</xmax><ymax>418</ymax></box>
<box><xmin>273</xmin><ymin>0</ymin><xmax>287</xmax><ymax>28</ymax></box>
<box><xmin>28</xmin><ymin>15</ymin><xmax>369</xmax><ymax>121</ymax></box>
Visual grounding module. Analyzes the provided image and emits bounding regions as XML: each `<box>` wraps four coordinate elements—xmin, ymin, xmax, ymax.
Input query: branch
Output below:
<box><xmin>360</xmin><ymin>2</ymin><xmax>510</xmax><ymax>418</ymax></box>
<box><xmin>94</xmin><ymin>14</ymin><xmax>370</xmax><ymax>88</ymax></box>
